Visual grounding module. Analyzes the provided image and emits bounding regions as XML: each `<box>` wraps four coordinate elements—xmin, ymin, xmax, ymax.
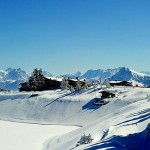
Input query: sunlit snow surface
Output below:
<box><xmin>0</xmin><ymin>87</ymin><xmax>150</xmax><ymax>150</ymax></box>
<box><xmin>0</xmin><ymin>120</ymin><xmax>78</xmax><ymax>150</ymax></box>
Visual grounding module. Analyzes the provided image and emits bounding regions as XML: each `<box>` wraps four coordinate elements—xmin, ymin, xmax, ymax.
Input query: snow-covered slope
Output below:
<box><xmin>110</xmin><ymin>67</ymin><xmax>150</xmax><ymax>86</ymax></box>
<box><xmin>0</xmin><ymin>87</ymin><xmax>150</xmax><ymax>150</ymax></box>
<box><xmin>0</xmin><ymin>120</ymin><xmax>78</xmax><ymax>150</ymax></box>
<box><xmin>42</xmin><ymin>87</ymin><xmax>150</xmax><ymax>150</ymax></box>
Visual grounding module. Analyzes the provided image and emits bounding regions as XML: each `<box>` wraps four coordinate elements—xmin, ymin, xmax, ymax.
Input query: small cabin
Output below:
<box><xmin>68</xmin><ymin>78</ymin><xmax>86</xmax><ymax>89</ymax></box>
<box><xmin>44</xmin><ymin>78</ymin><xmax>61</xmax><ymax>90</ymax></box>
<box><xmin>99</xmin><ymin>91</ymin><xmax>115</xmax><ymax>99</ymax></box>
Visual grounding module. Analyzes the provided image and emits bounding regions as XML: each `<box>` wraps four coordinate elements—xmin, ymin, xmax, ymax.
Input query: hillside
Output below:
<box><xmin>0</xmin><ymin>86</ymin><xmax>150</xmax><ymax>149</ymax></box>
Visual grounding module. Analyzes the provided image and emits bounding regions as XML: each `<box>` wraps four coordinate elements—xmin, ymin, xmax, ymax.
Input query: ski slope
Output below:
<box><xmin>0</xmin><ymin>87</ymin><xmax>150</xmax><ymax>150</ymax></box>
<box><xmin>0</xmin><ymin>120</ymin><xmax>78</xmax><ymax>150</ymax></box>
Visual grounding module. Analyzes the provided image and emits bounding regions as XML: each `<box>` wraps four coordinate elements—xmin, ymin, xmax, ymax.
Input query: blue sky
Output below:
<box><xmin>0</xmin><ymin>0</ymin><xmax>150</xmax><ymax>75</ymax></box>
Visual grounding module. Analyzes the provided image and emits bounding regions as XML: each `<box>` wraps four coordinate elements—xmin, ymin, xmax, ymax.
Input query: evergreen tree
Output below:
<box><xmin>77</xmin><ymin>133</ymin><xmax>93</xmax><ymax>146</ymax></box>
<box><xmin>92</xmin><ymin>79</ymin><xmax>99</xmax><ymax>88</ymax></box>
<box><xmin>70</xmin><ymin>85</ymin><xmax>75</xmax><ymax>92</ymax></box>
<box><xmin>76</xmin><ymin>77</ymin><xmax>81</xmax><ymax>91</ymax></box>
<box><xmin>61</xmin><ymin>76</ymin><xmax>69</xmax><ymax>91</ymax></box>
<box><xmin>106</xmin><ymin>79</ymin><xmax>111</xmax><ymax>88</ymax></box>
<box><xmin>29</xmin><ymin>68</ymin><xmax>45</xmax><ymax>91</ymax></box>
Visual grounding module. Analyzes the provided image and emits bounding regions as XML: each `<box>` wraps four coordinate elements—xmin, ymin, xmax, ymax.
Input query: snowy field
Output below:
<box><xmin>0</xmin><ymin>87</ymin><xmax>150</xmax><ymax>150</ymax></box>
<box><xmin>0</xmin><ymin>120</ymin><xmax>78</xmax><ymax>150</ymax></box>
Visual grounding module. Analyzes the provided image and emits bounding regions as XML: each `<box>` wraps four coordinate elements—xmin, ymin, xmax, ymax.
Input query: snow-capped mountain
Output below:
<box><xmin>4</xmin><ymin>68</ymin><xmax>28</xmax><ymax>81</ymax></box>
<box><xmin>141</xmin><ymin>71</ymin><xmax>150</xmax><ymax>75</ymax></box>
<box><xmin>43</xmin><ymin>71</ymin><xmax>54</xmax><ymax>78</ymax></box>
<box><xmin>110</xmin><ymin>67</ymin><xmax>150</xmax><ymax>86</ymax></box>
<box><xmin>0</xmin><ymin>70</ymin><xmax>6</xmax><ymax>80</ymax></box>
<box><xmin>65</xmin><ymin>71</ymin><xmax>82</xmax><ymax>79</ymax></box>
<box><xmin>0</xmin><ymin>70</ymin><xmax>6</xmax><ymax>77</ymax></box>
<box><xmin>81</xmin><ymin>68</ymin><xmax>120</xmax><ymax>80</ymax></box>
<box><xmin>0</xmin><ymin>68</ymin><xmax>29</xmax><ymax>91</ymax></box>
<box><xmin>81</xmin><ymin>67</ymin><xmax>150</xmax><ymax>86</ymax></box>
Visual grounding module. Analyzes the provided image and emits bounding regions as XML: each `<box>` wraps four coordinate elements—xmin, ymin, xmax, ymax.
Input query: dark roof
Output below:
<box><xmin>99</xmin><ymin>90</ymin><xmax>114</xmax><ymax>94</ymax></box>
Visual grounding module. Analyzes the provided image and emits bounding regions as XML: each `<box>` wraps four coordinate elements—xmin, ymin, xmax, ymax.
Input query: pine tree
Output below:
<box><xmin>76</xmin><ymin>77</ymin><xmax>81</xmax><ymax>91</ymax></box>
<box><xmin>29</xmin><ymin>68</ymin><xmax>45</xmax><ymax>91</ymax></box>
<box><xmin>61</xmin><ymin>76</ymin><xmax>69</xmax><ymax>91</ymax></box>
<box><xmin>93</xmin><ymin>79</ymin><xmax>99</xmax><ymax>88</ymax></box>
<box><xmin>70</xmin><ymin>85</ymin><xmax>75</xmax><ymax>92</ymax></box>
<box><xmin>77</xmin><ymin>133</ymin><xmax>93</xmax><ymax>146</ymax></box>
<box><xmin>19</xmin><ymin>68</ymin><xmax>46</xmax><ymax>91</ymax></box>
<box><xmin>106</xmin><ymin>79</ymin><xmax>111</xmax><ymax>88</ymax></box>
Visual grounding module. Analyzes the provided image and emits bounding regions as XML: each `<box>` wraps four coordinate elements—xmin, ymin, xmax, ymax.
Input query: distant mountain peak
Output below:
<box><xmin>65</xmin><ymin>71</ymin><xmax>82</xmax><ymax>79</ymax></box>
<box><xmin>43</xmin><ymin>71</ymin><xmax>54</xmax><ymax>78</ymax></box>
<box><xmin>110</xmin><ymin>67</ymin><xmax>150</xmax><ymax>86</ymax></box>
<box><xmin>81</xmin><ymin>67</ymin><xmax>121</xmax><ymax>80</ymax></box>
<box><xmin>141</xmin><ymin>71</ymin><xmax>150</xmax><ymax>76</ymax></box>
<box><xmin>3</xmin><ymin>68</ymin><xmax>28</xmax><ymax>81</ymax></box>
<box><xmin>0</xmin><ymin>68</ymin><xmax>29</xmax><ymax>91</ymax></box>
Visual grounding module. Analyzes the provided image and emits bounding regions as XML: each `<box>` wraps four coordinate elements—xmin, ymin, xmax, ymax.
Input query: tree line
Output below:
<box><xmin>19</xmin><ymin>68</ymin><xmax>89</xmax><ymax>92</ymax></box>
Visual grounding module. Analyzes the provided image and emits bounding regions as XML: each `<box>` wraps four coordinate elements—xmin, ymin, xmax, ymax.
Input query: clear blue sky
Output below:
<box><xmin>0</xmin><ymin>0</ymin><xmax>150</xmax><ymax>75</ymax></box>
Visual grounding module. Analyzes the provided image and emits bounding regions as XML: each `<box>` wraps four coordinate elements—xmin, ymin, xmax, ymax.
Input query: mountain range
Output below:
<box><xmin>0</xmin><ymin>67</ymin><xmax>150</xmax><ymax>90</ymax></box>
<box><xmin>0</xmin><ymin>68</ymin><xmax>29</xmax><ymax>91</ymax></box>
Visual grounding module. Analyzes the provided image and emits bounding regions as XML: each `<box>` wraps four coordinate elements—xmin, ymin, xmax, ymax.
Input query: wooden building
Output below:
<box><xmin>109</xmin><ymin>81</ymin><xmax>132</xmax><ymax>87</ymax></box>
<box><xmin>68</xmin><ymin>78</ymin><xmax>86</xmax><ymax>89</ymax></box>
<box><xmin>99</xmin><ymin>91</ymin><xmax>115</xmax><ymax>99</ymax></box>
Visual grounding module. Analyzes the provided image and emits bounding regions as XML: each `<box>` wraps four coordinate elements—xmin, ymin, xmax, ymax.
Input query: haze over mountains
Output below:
<box><xmin>0</xmin><ymin>67</ymin><xmax>150</xmax><ymax>90</ymax></box>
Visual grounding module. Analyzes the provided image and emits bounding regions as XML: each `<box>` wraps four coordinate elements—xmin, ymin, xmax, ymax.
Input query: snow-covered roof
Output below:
<box><xmin>109</xmin><ymin>81</ymin><xmax>132</xmax><ymax>83</ymax></box>
<box><xmin>45</xmin><ymin>77</ymin><xmax>62</xmax><ymax>81</ymax></box>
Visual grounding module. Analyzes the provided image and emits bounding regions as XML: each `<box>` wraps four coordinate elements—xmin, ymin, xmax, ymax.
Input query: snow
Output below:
<box><xmin>0</xmin><ymin>86</ymin><xmax>150</xmax><ymax>150</ymax></box>
<box><xmin>109</xmin><ymin>80</ymin><xmax>132</xmax><ymax>83</ymax></box>
<box><xmin>0</xmin><ymin>70</ymin><xmax>7</xmax><ymax>77</ymax></box>
<box><xmin>0</xmin><ymin>120</ymin><xmax>78</xmax><ymax>150</ymax></box>
<box><xmin>131</xmin><ymin>69</ymin><xmax>150</xmax><ymax>77</ymax></box>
